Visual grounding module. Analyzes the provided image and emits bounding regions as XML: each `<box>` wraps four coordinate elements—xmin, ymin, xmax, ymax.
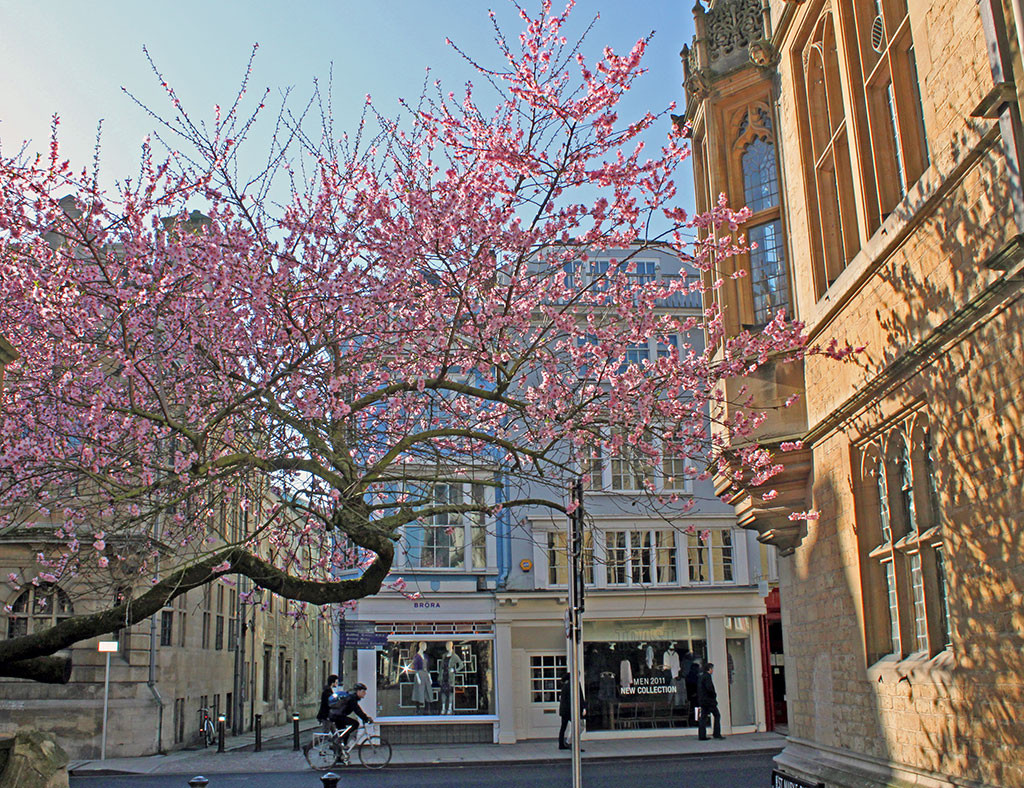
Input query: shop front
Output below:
<box><xmin>340</xmin><ymin>594</ymin><xmax>499</xmax><ymax>744</ymax></box>
<box><xmin>496</xmin><ymin>592</ymin><xmax>768</xmax><ymax>742</ymax></box>
<box><xmin>582</xmin><ymin>618</ymin><xmax>708</xmax><ymax>732</ymax></box>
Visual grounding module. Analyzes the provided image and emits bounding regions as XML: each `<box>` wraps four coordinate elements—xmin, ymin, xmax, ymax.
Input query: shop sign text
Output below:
<box><xmin>621</xmin><ymin>676</ymin><xmax>673</xmax><ymax>696</ymax></box>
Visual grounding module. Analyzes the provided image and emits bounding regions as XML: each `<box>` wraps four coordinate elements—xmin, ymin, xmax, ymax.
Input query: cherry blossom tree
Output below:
<box><xmin>0</xmin><ymin>1</ymin><xmax>852</xmax><ymax>682</ymax></box>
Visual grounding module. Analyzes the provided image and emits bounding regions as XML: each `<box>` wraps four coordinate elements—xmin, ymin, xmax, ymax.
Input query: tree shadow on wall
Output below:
<box><xmin>850</xmin><ymin>119</ymin><xmax>1024</xmax><ymax>786</ymax></box>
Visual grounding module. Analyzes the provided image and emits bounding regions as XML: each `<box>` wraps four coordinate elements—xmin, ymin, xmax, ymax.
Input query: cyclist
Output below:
<box><xmin>327</xmin><ymin>682</ymin><xmax>374</xmax><ymax>758</ymax></box>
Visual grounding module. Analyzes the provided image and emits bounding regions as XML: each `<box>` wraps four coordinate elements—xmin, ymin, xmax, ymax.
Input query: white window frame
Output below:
<box><xmin>685</xmin><ymin>529</ymin><xmax>737</xmax><ymax>585</ymax></box>
<box><xmin>529</xmin><ymin>653</ymin><xmax>568</xmax><ymax>704</ymax></box>
<box><xmin>399</xmin><ymin>481</ymin><xmax>493</xmax><ymax>571</ymax></box>
<box><xmin>602</xmin><ymin>528</ymin><xmax>680</xmax><ymax>587</ymax></box>
<box><xmin>582</xmin><ymin>429</ymin><xmax>695</xmax><ymax>495</ymax></box>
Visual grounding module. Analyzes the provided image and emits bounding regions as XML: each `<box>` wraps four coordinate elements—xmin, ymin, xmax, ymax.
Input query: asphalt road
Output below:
<box><xmin>70</xmin><ymin>751</ymin><xmax>776</xmax><ymax>788</ymax></box>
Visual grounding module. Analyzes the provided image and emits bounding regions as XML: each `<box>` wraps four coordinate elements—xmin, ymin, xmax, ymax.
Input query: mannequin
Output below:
<box><xmin>438</xmin><ymin>641</ymin><xmax>464</xmax><ymax>714</ymax></box>
<box><xmin>662</xmin><ymin>641</ymin><xmax>681</xmax><ymax>677</ymax></box>
<box><xmin>411</xmin><ymin>641</ymin><xmax>431</xmax><ymax>712</ymax></box>
<box><xmin>619</xmin><ymin>652</ymin><xmax>633</xmax><ymax>690</ymax></box>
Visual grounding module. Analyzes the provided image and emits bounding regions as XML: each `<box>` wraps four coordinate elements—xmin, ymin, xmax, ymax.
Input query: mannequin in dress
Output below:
<box><xmin>411</xmin><ymin>641</ymin><xmax>431</xmax><ymax>712</ymax></box>
<box><xmin>438</xmin><ymin>641</ymin><xmax>464</xmax><ymax>714</ymax></box>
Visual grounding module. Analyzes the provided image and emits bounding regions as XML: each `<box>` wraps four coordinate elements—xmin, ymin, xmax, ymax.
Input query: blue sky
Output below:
<box><xmin>0</xmin><ymin>0</ymin><xmax>695</xmax><ymax>212</ymax></box>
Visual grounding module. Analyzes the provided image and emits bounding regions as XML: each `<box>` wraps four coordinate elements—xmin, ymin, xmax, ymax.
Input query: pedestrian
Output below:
<box><xmin>697</xmin><ymin>662</ymin><xmax>724</xmax><ymax>741</ymax></box>
<box><xmin>558</xmin><ymin>672</ymin><xmax>587</xmax><ymax>750</ymax></box>
<box><xmin>317</xmin><ymin>674</ymin><xmax>339</xmax><ymax>732</ymax></box>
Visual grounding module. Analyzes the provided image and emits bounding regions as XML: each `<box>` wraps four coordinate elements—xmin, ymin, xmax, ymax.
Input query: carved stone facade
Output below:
<box><xmin>685</xmin><ymin>0</ymin><xmax>1024</xmax><ymax>784</ymax></box>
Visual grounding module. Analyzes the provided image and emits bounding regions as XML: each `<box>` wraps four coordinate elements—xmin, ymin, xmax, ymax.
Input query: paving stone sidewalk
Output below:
<box><xmin>68</xmin><ymin>721</ymin><xmax>784</xmax><ymax>777</ymax></box>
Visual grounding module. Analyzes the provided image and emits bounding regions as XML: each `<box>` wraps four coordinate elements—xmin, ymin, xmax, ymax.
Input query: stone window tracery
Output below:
<box><xmin>5</xmin><ymin>583</ymin><xmax>73</xmax><ymax>639</ymax></box>
<box><xmin>732</xmin><ymin>103</ymin><xmax>790</xmax><ymax>326</ymax></box>
<box><xmin>854</xmin><ymin>416</ymin><xmax>952</xmax><ymax>662</ymax></box>
<box><xmin>798</xmin><ymin>11</ymin><xmax>861</xmax><ymax>297</ymax></box>
<box><xmin>849</xmin><ymin>0</ymin><xmax>929</xmax><ymax>225</ymax></box>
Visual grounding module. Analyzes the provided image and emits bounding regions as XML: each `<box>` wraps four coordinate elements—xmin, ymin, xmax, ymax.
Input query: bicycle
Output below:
<box><xmin>197</xmin><ymin>707</ymin><xmax>216</xmax><ymax>747</ymax></box>
<box><xmin>304</xmin><ymin>722</ymin><xmax>392</xmax><ymax>770</ymax></box>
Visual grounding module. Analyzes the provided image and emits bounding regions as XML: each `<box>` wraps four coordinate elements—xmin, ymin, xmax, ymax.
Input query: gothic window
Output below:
<box><xmin>856</xmin><ymin>418</ymin><xmax>952</xmax><ymax>662</ymax></box>
<box><xmin>799</xmin><ymin>12</ymin><xmax>861</xmax><ymax>297</ymax></box>
<box><xmin>850</xmin><ymin>0</ymin><xmax>929</xmax><ymax>225</ymax></box>
<box><xmin>733</xmin><ymin>104</ymin><xmax>791</xmax><ymax>326</ymax></box>
<box><xmin>5</xmin><ymin>583</ymin><xmax>73</xmax><ymax>639</ymax></box>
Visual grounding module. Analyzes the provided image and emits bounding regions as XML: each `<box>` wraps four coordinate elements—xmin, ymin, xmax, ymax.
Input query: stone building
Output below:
<box><xmin>0</xmin><ymin>489</ymin><xmax>332</xmax><ymax>759</ymax></box>
<box><xmin>681</xmin><ymin>0</ymin><xmax>1024</xmax><ymax>784</ymax></box>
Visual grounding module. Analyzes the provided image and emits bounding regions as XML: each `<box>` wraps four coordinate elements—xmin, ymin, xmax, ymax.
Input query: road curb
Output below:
<box><xmin>69</xmin><ymin>745</ymin><xmax>783</xmax><ymax>777</ymax></box>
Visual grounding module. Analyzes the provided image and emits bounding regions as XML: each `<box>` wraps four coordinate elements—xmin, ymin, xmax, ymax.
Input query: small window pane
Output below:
<box><xmin>742</xmin><ymin>137</ymin><xmax>780</xmax><ymax>212</ymax></box>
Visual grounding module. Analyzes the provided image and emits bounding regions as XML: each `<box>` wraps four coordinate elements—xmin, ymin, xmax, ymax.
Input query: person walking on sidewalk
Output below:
<box><xmin>697</xmin><ymin>663</ymin><xmax>724</xmax><ymax>741</ymax></box>
<box><xmin>317</xmin><ymin>674</ymin><xmax>339</xmax><ymax>732</ymax></box>
<box><xmin>558</xmin><ymin>673</ymin><xmax>587</xmax><ymax>750</ymax></box>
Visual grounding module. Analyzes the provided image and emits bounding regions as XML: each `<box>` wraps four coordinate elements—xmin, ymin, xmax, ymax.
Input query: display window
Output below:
<box><xmin>582</xmin><ymin>618</ymin><xmax>708</xmax><ymax>731</ymax></box>
<box><xmin>376</xmin><ymin>639</ymin><xmax>494</xmax><ymax>717</ymax></box>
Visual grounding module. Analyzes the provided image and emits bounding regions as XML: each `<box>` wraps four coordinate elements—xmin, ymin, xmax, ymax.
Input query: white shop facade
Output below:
<box><xmin>337</xmin><ymin>589</ymin><xmax>501</xmax><ymax>745</ymax></box>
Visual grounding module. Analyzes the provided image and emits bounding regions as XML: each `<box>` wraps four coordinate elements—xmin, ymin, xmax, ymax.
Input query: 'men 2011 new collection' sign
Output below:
<box><xmin>771</xmin><ymin>770</ymin><xmax>824</xmax><ymax>788</ymax></box>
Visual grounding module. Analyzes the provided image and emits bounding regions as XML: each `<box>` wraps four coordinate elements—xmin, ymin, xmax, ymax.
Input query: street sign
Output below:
<box><xmin>771</xmin><ymin>770</ymin><xmax>824</xmax><ymax>788</ymax></box>
<box><xmin>338</xmin><ymin>620</ymin><xmax>389</xmax><ymax>649</ymax></box>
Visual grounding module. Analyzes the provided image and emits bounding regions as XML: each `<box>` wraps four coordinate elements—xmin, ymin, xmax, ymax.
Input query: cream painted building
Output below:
<box><xmin>340</xmin><ymin>247</ymin><xmax>785</xmax><ymax>746</ymax></box>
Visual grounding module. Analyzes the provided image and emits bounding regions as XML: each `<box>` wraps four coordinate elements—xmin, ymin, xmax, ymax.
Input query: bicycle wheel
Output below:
<box><xmin>204</xmin><ymin>723</ymin><xmax>216</xmax><ymax>747</ymax></box>
<box><xmin>306</xmin><ymin>740</ymin><xmax>340</xmax><ymax>770</ymax></box>
<box><xmin>358</xmin><ymin>736</ymin><xmax>392</xmax><ymax>769</ymax></box>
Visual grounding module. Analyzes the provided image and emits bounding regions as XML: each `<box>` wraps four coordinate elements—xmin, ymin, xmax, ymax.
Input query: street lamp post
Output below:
<box><xmin>97</xmin><ymin>640</ymin><xmax>118</xmax><ymax>759</ymax></box>
<box><xmin>567</xmin><ymin>478</ymin><xmax>585</xmax><ymax>788</ymax></box>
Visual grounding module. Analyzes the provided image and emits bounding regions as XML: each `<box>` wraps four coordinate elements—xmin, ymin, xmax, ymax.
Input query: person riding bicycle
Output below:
<box><xmin>327</xmin><ymin>682</ymin><xmax>374</xmax><ymax>754</ymax></box>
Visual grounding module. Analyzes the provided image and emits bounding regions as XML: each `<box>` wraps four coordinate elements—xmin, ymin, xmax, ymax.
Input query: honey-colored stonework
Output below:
<box><xmin>685</xmin><ymin>0</ymin><xmax>1024</xmax><ymax>784</ymax></box>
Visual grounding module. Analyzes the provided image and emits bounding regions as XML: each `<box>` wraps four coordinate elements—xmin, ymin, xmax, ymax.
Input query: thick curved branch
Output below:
<box><xmin>0</xmin><ymin>530</ymin><xmax>394</xmax><ymax>681</ymax></box>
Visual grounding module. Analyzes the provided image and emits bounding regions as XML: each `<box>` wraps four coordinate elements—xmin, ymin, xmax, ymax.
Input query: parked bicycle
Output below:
<box><xmin>305</xmin><ymin>722</ymin><xmax>392</xmax><ymax>769</ymax></box>
<box><xmin>197</xmin><ymin>707</ymin><xmax>216</xmax><ymax>747</ymax></box>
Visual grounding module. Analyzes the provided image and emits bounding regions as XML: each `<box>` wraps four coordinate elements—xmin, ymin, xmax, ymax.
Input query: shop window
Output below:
<box><xmin>530</xmin><ymin>654</ymin><xmax>568</xmax><ymax>703</ymax></box>
<box><xmin>402</xmin><ymin>482</ymin><xmax>489</xmax><ymax>570</ymax></box>
<box><xmin>855</xmin><ymin>418</ymin><xmax>952</xmax><ymax>662</ymax></box>
<box><xmin>547</xmin><ymin>531</ymin><xmax>594</xmax><ymax>586</ymax></box>
<box><xmin>686</xmin><ymin>530</ymin><xmax>734</xmax><ymax>584</ymax></box>
<box><xmin>582</xmin><ymin>618</ymin><xmax>709</xmax><ymax>732</ymax></box>
<box><xmin>375</xmin><ymin>638</ymin><xmax>494</xmax><ymax>717</ymax></box>
<box><xmin>5</xmin><ymin>583</ymin><xmax>73</xmax><ymax>639</ymax></box>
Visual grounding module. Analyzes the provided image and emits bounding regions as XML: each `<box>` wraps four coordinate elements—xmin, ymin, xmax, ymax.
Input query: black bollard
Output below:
<box><xmin>188</xmin><ymin>777</ymin><xmax>210</xmax><ymax>788</ymax></box>
<box><xmin>292</xmin><ymin>712</ymin><xmax>300</xmax><ymax>751</ymax></box>
<box><xmin>254</xmin><ymin>713</ymin><xmax>262</xmax><ymax>752</ymax></box>
<box><xmin>217</xmin><ymin>715</ymin><xmax>226</xmax><ymax>753</ymax></box>
<box><xmin>320</xmin><ymin>773</ymin><xmax>340</xmax><ymax>788</ymax></box>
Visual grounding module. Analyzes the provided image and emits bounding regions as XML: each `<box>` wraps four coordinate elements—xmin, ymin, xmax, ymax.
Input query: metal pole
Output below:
<box><xmin>254</xmin><ymin>713</ymin><xmax>262</xmax><ymax>752</ymax></box>
<box><xmin>101</xmin><ymin>651</ymin><xmax>111</xmax><ymax>760</ymax></box>
<box><xmin>217</xmin><ymin>715</ymin><xmax>225</xmax><ymax>753</ymax></box>
<box><xmin>292</xmin><ymin>712</ymin><xmax>300</xmax><ymax>751</ymax></box>
<box><xmin>567</xmin><ymin>478</ymin><xmax>584</xmax><ymax>788</ymax></box>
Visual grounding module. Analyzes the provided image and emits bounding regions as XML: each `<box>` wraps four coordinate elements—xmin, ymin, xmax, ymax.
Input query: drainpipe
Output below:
<box><xmin>494</xmin><ymin>477</ymin><xmax>511</xmax><ymax>589</ymax></box>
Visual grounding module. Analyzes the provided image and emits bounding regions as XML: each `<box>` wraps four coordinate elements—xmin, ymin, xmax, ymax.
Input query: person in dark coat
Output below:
<box><xmin>697</xmin><ymin>662</ymin><xmax>723</xmax><ymax>740</ymax></box>
<box><xmin>317</xmin><ymin>674</ymin><xmax>339</xmax><ymax>731</ymax></box>
<box><xmin>558</xmin><ymin>672</ymin><xmax>587</xmax><ymax>750</ymax></box>
<box><xmin>328</xmin><ymin>682</ymin><xmax>374</xmax><ymax>751</ymax></box>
